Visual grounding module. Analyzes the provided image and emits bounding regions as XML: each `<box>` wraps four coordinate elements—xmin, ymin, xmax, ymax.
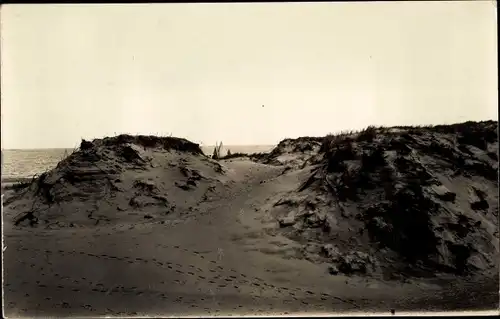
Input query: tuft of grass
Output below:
<box><xmin>356</xmin><ymin>126</ymin><xmax>378</xmax><ymax>142</ymax></box>
<box><xmin>320</xmin><ymin>131</ymin><xmax>357</xmax><ymax>173</ymax></box>
<box><xmin>212</xmin><ymin>141</ymin><xmax>223</xmax><ymax>159</ymax></box>
<box><xmin>59</xmin><ymin>146</ymin><xmax>79</xmax><ymax>162</ymax></box>
<box><xmin>56</xmin><ymin>146</ymin><xmax>80</xmax><ymax>169</ymax></box>
<box><xmin>320</xmin><ymin>131</ymin><xmax>354</xmax><ymax>154</ymax></box>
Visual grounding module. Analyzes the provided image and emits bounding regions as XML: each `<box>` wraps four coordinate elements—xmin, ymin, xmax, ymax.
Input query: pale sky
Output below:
<box><xmin>1</xmin><ymin>2</ymin><xmax>498</xmax><ymax>149</ymax></box>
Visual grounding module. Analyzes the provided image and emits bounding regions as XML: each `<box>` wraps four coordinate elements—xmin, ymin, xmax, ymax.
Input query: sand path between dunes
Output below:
<box><xmin>2</xmin><ymin>159</ymin><xmax>497</xmax><ymax>317</ymax></box>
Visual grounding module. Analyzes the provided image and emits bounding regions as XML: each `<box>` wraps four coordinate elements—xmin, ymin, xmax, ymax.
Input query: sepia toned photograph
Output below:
<box><xmin>1</xmin><ymin>2</ymin><xmax>498</xmax><ymax>317</ymax></box>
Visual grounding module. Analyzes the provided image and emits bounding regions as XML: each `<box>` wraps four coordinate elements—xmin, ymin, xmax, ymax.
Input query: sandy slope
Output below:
<box><xmin>261</xmin><ymin>123</ymin><xmax>499</xmax><ymax>279</ymax></box>
<box><xmin>2</xmin><ymin>127</ymin><xmax>499</xmax><ymax>317</ymax></box>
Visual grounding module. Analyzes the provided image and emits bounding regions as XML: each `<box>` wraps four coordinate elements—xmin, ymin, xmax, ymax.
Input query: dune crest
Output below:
<box><xmin>5</xmin><ymin>135</ymin><xmax>224</xmax><ymax>228</ymax></box>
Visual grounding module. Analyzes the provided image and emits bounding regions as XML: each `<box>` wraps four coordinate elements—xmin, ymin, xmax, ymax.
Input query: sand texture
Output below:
<box><xmin>2</xmin><ymin>122</ymin><xmax>499</xmax><ymax>317</ymax></box>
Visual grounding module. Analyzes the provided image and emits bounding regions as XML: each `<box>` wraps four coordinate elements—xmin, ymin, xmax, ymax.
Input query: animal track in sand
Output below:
<box><xmin>8</xmin><ymin>246</ymin><xmax>355</xmax><ymax>307</ymax></box>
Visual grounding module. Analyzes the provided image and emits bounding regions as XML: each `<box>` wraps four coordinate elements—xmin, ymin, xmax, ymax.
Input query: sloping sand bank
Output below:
<box><xmin>2</xmin><ymin>125</ymin><xmax>498</xmax><ymax>317</ymax></box>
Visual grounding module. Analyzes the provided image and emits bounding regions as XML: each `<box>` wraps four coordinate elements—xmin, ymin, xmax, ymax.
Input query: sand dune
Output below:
<box><xmin>2</xmin><ymin>122</ymin><xmax>499</xmax><ymax>317</ymax></box>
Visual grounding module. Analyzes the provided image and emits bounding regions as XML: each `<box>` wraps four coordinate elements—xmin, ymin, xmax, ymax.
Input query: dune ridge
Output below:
<box><xmin>261</xmin><ymin>121</ymin><xmax>498</xmax><ymax>279</ymax></box>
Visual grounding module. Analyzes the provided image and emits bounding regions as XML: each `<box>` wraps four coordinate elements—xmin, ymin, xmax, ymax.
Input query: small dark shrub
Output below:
<box><xmin>320</xmin><ymin>131</ymin><xmax>354</xmax><ymax>154</ymax></box>
<box><xmin>487</xmin><ymin>152</ymin><xmax>498</xmax><ymax>161</ymax></box>
<box><xmin>336</xmin><ymin>173</ymin><xmax>359</xmax><ymax>201</ymax></box>
<box><xmin>361</xmin><ymin>147</ymin><xmax>386</xmax><ymax>172</ymax></box>
<box><xmin>10</xmin><ymin>179</ymin><xmax>32</xmax><ymax>191</ymax></box>
<box><xmin>357</xmin><ymin>126</ymin><xmax>378</xmax><ymax>142</ymax></box>
<box><xmin>457</xmin><ymin>132</ymin><xmax>488</xmax><ymax>150</ymax></box>
<box><xmin>220</xmin><ymin>152</ymin><xmax>248</xmax><ymax>160</ymax></box>
<box><xmin>326</xmin><ymin>143</ymin><xmax>356</xmax><ymax>173</ymax></box>
<box><xmin>80</xmin><ymin>139</ymin><xmax>94</xmax><ymax>150</ymax></box>
<box><xmin>447</xmin><ymin>243</ymin><xmax>472</xmax><ymax>274</ymax></box>
<box><xmin>364</xmin><ymin>182</ymin><xmax>440</xmax><ymax>263</ymax></box>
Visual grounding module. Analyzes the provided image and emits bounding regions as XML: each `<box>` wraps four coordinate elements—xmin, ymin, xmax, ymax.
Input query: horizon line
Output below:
<box><xmin>1</xmin><ymin>143</ymin><xmax>278</xmax><ymax>151</ymax></box>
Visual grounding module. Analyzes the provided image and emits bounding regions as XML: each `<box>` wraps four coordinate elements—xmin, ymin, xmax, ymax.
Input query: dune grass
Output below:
<box><xmin>212</xmin><ymin>141</ymin><xmax>224</xmax><ymax>159</ymax></box>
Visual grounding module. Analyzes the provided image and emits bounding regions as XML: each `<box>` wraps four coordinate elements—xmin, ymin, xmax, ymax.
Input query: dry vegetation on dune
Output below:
<box><xmin>266</xmin><ymin>121</ymin><xmax>498</xmax><ymax>279</ymax></box>
<box><xmin>98</xmin><ymin>134</ymin><xmax>205</xmax><ymax>155</ymax></box>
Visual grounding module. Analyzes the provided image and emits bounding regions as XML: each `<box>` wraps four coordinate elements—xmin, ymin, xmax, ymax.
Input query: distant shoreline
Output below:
<box><xmin>2</xmin><ymin>145</ymin><xmax>277</xmax><ymax>151</ymax></box>
<box><xmin>2</xmin><ymin>145</ymin><xmax>276</xmax><ymax>158</ymax></box>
